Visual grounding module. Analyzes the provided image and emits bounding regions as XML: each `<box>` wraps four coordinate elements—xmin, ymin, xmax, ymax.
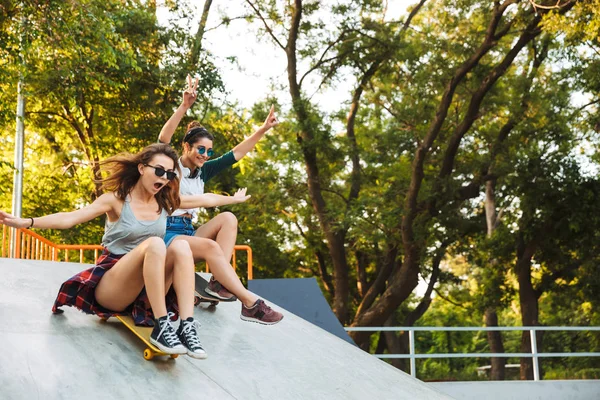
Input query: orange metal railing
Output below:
<box><xmin>1</xmin><ymin>225</ymin><xmax>253</xmax><ymax>279</ymax></box>
<box><xmin>1</xmin><ymin>225</ymin><xmax>104</xmax><ymax>263</ymax></box>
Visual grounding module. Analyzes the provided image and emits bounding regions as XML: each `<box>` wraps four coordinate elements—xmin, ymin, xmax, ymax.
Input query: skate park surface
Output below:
<box><xmin>0</xmin><ymin>258</ymin><xmax>453</xmax><ymax>400</ymax></box>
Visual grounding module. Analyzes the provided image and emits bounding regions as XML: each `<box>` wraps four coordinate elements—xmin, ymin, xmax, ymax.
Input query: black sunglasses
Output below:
<box><xmin>144</xmin><ymin>164</ymin><xmax>177</xmax><ymax>180</ymax></box>
<box><xmin>195</xmin><ymin>146</ymin><xmax>214</xmax><ymax>157</ymax></box>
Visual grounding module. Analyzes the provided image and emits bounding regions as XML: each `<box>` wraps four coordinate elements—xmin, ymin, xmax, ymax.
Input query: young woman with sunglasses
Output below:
<box><xmin>0</xmin><ymin>144</ymin><xmax>217</xmax><ymax>359</ymax></box>
<box><xmin>157</xmin><ymin>76</ymin><xmax>283</xmax><ymax>325</ymax></box>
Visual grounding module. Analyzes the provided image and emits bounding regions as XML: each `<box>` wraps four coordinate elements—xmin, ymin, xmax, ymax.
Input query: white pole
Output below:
<box><xmin>409</xmin><ymin>329</ymin><xmax>416</xmax><ymax>378</ymax></box>
<box><xmin>530</xmin><ymin>328</ymin><xmax>540</xmax><ymax>381</ymax></box>
<box><xmin>10</xmin><ymin>9</ymin><xmax>26</xmax><ymax>258</ymax></box>
<box><xmin>10</xmin><ymin>79</ymin><xmax>25</xmax><ymax>258</ymax></box>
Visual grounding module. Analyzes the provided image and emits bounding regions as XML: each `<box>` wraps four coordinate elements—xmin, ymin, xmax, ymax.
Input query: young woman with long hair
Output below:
<box><xmin>0</xmin><ymin>143</ymin><xmax>238</xmax><ymax>358</ymax></box>
<box><xmin>157</xmin><ymin>76</ymin><xmax>282</xmax><ymax>325</ymax></box>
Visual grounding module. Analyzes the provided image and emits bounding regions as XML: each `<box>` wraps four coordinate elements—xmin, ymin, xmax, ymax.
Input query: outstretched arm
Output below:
<box><xmin>158</xmin><ymin>75</ymin><xmax>199</xmax><ymax>144</ymax></box>
<box><xmin>179</xmin><ymin>188</ymin><xmax>251</xmax><ymax>209</ymax></box>
<box><xmin>231</xmin><ymin>105</ymin><xmax>279</xmax><ymax>161</ymax></box>
<box><xmin>0</xmin><ymin>193</ymin><xmax>115</xmax><ymax>230</ymax></box>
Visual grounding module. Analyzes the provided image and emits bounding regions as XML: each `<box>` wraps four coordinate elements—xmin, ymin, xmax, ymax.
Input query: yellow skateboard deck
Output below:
<box><xmin>115</xmin><ymin>315</ymin><xmax>179</xmax><ymax>361</ymax></box>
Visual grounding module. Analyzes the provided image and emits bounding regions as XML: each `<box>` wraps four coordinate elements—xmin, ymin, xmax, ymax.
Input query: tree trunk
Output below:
<box><xmin>484</xmin><ymin>180</ymin><xmax>506</xmax><ymax>380</ymax></box>
<box><xmin>355</xmin><ymin>249</ymin><xmax>369</xmax><ymax>298</ymax></box>
<box><xmin>350</xmin><ymin>253</ymin><xmax>421</xmax><ymax>347</ymax></box>
<box><xmin>316</xmin><ymin>249</ymin><xmax>334</xmax><ymax>297</ymax></box>
<box><xmin>383</xmin><ymin>314</ymin><xmax>409</xmax><ymax>372</ymax></box>
<box><xmin>188</xmin><ymin>0</ymin><xmax>213</xmax><ymax>68</ymax></box>
<box><xmin>286</xmin><ymin>0</ymin><xmax>350</xmax><ymax>322</ymax></box>
<box><xmin>389</xmin><ymin>246</ymin><xmax>444</xmax><ymax>372</ymax></box>
<box><xmin>480</xmin><ymin>39</ymin><xmax>553</xmax><ymax>379</ymax></box>
<box><xmin>485</xmin><ymin>308</ymin><xmax>506</xmax><ymax>380</ymax></box>
<box><xmin>516</xmin><ymin>236</ymin><xmax>539</xmax><ymax>380</ymax></box>
<box><xmin>355</xmin><ymin>244</ymin><xmax>398</xmax><ymax>318</ymax></box>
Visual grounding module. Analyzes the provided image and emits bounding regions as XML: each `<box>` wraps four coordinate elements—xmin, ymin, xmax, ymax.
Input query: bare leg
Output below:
<box><xmin>194</xmin><ymin>212</ymin><xmax>237</xmax><ymax>261</ymax></box>
<box><xmin>172</xmin><ymin>235</ymin><xmax>258</xmax><ymax>307</ymax></box>
<box><xmin>164</xmin><ymin>240</ymin><xmax>195</xmax><ymax>319</ymax></box>
<box><xmin>95</xmin><ymin>237</ymin><xmax>168</xmax><ymax>318</ymax></box>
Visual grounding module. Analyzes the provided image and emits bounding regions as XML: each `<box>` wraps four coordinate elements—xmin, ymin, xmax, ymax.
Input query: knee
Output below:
<box><xmin>220</xmin><ymin>211</ymin><xmax>238</xmax><ymax>228</ymax></box>
<box><xmin>203</xmin><ymin>239</ymin><xmax>224</xmax><ymax>259</ymax></box>
<box><xmin>145</xmin><ymin>236</ymin><xmax>167</xmax><ymax>257</ymax></box>
<box><xmin>170</xmin><ymin>240</ymin><xmax>192</xmax><ymax>258</ymax></box>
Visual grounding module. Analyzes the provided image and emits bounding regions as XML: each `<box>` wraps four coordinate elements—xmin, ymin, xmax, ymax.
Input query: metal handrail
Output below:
<box><xmin>1</xmin><ymin>226</ymin><xmax>254</xmax><ymax>279</ymax></box>
<box><xmin>344</xmin><ymin>326</ymin><xmax>600</xmax><ymax>380</ymax></box>
<box><xmin>1</xmin><ymin>226</ymin><xmax>104</xmax><ymax>263</ymax></box>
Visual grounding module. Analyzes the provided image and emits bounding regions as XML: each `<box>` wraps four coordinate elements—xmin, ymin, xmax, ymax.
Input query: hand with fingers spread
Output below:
<box><xmin>261</xmin><ymin>105</ymin><xmax>279</xmax><ymax>131</ymax></box>
<box><xmin>231</xmin><ymin>188</ymin><xmax>252</xmax><ymax>204</ymax></box>
<box><xmin>179</xmin><ymin>189</ymin><xmax>251</xmax><ymax>209</ymax></box>
<box><xmin>182</xmin><ymin>74</ymin><xmax>199</xmax><ymax>110</ymax></box>
<box><xmin>0</xmin><ymin>211</ymin><xmax>30</xmax><ymax>229</ymax></box>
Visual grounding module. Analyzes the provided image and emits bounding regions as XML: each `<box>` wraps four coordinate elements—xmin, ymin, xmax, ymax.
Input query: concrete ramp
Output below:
<box><xmin>0</xmin><ymin>259</ymin><xmax>454</xmax><ymax>400</ymax></box>
<box><xmin>248</xmin><ymin>277</ymin><xmax>355</xmax><ymax>344</ymax></box>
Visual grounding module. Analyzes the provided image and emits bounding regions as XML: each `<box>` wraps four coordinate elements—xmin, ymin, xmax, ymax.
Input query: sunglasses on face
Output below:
<box><xmin>195</xmin><ymin>146</ymin><xmax>214</xmax><ymax>157</ymax></box>
<box><xmin>144</xmin><ymin>164</ymin><xmax>177</xmax><ymax>180</ymax></box>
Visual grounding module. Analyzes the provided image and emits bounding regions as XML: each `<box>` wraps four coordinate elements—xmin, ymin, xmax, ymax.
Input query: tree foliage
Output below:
<box><xmin>1</xmin><ymin>0</ymin><xmax>599</xmax><ymax>381</ymax></box>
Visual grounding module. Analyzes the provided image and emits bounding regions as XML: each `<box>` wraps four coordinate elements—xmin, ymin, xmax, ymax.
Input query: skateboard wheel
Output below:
<box><xmin>170</xmin><ymin>354</ymin><xmax>179</xmax><ymax>359</ymax></box>
<box><xmin>143</xmin><ymin>349</ymin><xmax>154</xmax><ymax>360</ymax></box>
<box><xmin>194</xmin><ymin>296</ymin><xmax>200</xmax><ymax>306</ymax></box>
<box><xmin>210</xmin><ymin>301</ymin><xmax>218</xmax><ymax>307</ymax></box>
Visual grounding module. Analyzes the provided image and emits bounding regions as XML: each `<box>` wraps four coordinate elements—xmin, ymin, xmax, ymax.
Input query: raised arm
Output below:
<box><xmin>158</xmin><ymin>75</ymin><xmax>199</xmax><ymax>144</ymax></box>
<box><xmin>179</xmin><ymin>188</ymin><xmax>251</xmax><ymax>209</ymax></box>
<box><xmin>231</xmin><ymin>105</ymin><xmax>279</xmax><ymax>161</ymax></box>
<box><xmin>0</xmin><ymin>193</ymin><xmax>115</xmax><ymax>230</ymax></box>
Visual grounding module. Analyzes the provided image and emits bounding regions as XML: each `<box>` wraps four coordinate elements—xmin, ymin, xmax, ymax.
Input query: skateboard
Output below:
<box><xmin>194</xmin><ymin>273</ymin><xmax>237</xmax><ymax>307</ymax></box>
<box><xmin>115</xmin><ymin>315</ymin><xmax>179</xmax><ymax>361</ymax></box>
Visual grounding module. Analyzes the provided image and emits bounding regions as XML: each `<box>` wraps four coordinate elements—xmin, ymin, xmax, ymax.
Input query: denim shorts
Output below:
<box><xmin>164</xmin><ymin>216</ymin><xmax>196</xmax><ymax>247</ymax></box>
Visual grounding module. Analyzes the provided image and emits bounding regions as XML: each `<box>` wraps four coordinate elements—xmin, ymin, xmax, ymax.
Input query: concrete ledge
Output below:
<box><xmin>430</xmin><ymin>380</ymin><xmax>600</xmax><ymax>400</ymax></box>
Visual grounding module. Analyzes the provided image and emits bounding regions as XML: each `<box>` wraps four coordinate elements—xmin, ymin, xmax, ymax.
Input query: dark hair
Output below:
<box><xmin>183</xmin><ymin>121</ymin><xmax>214</xmax><ymax>146</ymax></box>
<box><xmin>98</xmin><ymin>143</ymin><xmax>181</xmax><ymax>214</ymax></box>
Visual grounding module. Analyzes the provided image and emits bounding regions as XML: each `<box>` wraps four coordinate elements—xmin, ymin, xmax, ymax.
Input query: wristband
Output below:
<box><xmin>28</xmin><ymin>217</ymin><xmax>34</xmax><ymax>228</ymax></box>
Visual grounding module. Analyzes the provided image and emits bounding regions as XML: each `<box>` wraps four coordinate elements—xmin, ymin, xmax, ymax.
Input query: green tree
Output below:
<box><xmin>0</xmin><ymin>0</ymin><xmax>223</xmax><ymax>245</ymax></box>
<box><xmin>241</xmin><ymin>0</ymin><xmax>584</xmax><ymax>351</ymax></box>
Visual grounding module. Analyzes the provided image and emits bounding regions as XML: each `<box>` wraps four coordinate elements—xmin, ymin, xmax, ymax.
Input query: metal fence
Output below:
<box><xmin>2</xmin><ymin>225</ymin><xmax>103</xmax><ymax>263</ymax></box>
<box><xmin>344</xmin><ymin>326</ymin><xmax>600</xmax><ymax>380</ymax></box>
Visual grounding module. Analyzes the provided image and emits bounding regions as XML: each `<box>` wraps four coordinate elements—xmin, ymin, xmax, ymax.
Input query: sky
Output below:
<box><xmin>157</xmin><ymin>1</ymin><xmax>417</xmax><ymax>111</ymax></box>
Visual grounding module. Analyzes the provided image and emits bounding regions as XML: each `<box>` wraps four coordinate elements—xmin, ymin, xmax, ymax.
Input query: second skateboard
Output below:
<box><xmin>194</xmin><ymin>273</ymin><xmax>236</xmax><ymax>307</ymax></box>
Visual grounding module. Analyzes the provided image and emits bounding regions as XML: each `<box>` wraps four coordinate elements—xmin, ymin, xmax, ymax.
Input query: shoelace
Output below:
<box><xmin>157</xmin><ymin>312</ymin><xmax>181</xmax><ymax>346</ymax></box>
<box><xmin>182</xmin><ymin>319</ymin><xmax>203</xmax><ymax>349</ymax></box>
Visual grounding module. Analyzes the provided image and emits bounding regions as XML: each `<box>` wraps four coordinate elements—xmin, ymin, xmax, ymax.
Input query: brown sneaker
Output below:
<box><xmin>241</xmin><ymin>299</ymin><xmax>283</xmax><ymax>325</ymax></box>
<box><xmin>205</xmin><ymin>277</ymin><xmax>237</xmax><ymax>301</ymax></box>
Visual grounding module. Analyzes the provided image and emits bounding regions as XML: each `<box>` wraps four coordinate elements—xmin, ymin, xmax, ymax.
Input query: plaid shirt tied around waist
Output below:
<box><xmin>52</xmin><ymin>250</ymin><xmax>179</xmax><ymax>326</ymax></box>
